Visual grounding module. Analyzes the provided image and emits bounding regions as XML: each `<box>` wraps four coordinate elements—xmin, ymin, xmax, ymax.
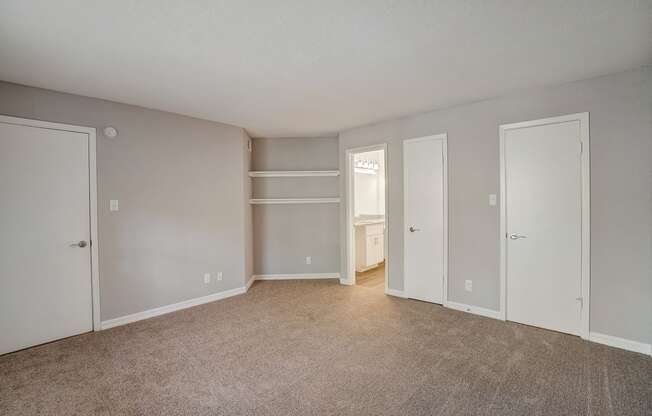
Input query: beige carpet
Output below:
<box><xmin>1</xmin><ymin>279</ymin><xmax>650</xmax><ymax>415</ymax></box>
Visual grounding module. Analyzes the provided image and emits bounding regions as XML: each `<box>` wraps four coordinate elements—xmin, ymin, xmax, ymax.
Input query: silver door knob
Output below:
<box><xmin>509</xmin><ymin>234</ymin><xmax>527</xmax><ymax>240</ymax></box>
<box><xmin>70</xmin><ymin>240</ymin><xmax>88</xmax><ymax>248</ymax></box>
<box><xmin>409</xmin><ymin>226</ymin><xmax>420</xmax><ymax>233</ymax></box>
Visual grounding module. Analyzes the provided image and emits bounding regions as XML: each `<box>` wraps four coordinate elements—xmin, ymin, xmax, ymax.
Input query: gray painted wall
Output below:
<box><xmin>339</xmin><ymin>67</ymin><xmax>652</xmax><ymax>344</ymax></box>
<box><xmin>0</xmin><ymin>82</ymin><xmax>251</xmax><ymax>321</ymax></box>
<box><xmin>252</xmin><ymin>137</ymin><xmax>340</xmax><ymax>275</ymax></box>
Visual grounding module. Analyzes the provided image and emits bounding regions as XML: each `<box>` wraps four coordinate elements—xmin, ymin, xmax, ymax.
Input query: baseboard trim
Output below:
<box><xmin>253</xmin><ymin>273</ymin><xmax>341</xmax><ymax>280</ymax></box>
<box><xmin>588</xmin><ymin>332</ymin><xmax>652</xmax><ymax>356</ymax></box>
<box><xmin>245</xmin><ymin>276</ymin><xmax>256</xmax><ymax>291</ymax></box>
<box><xmin>445</xmin><ymin>301</ymin><xmax>503</xmax><ymax>321</ymax></box>
<box><xmin>385</xmin><ymin>288</ymin><xmax>407</xmax><ymax>298</ymax></box>
<box><xmin>100</xmin><ymin>286</ymin><xmax>247</xmax><ymax>330</ymax></box>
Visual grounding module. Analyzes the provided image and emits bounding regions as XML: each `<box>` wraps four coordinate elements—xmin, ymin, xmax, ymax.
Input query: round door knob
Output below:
<box><xmin>70</xmin><ymin>240</ymin><xmax>88</xmax><ymax>248</ymax></box>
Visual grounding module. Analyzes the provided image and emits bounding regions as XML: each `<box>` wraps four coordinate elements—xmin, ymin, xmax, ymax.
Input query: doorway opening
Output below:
<box><xmin>345</xmin><ymin>144</ymin><xmax>388</xmax><ymax>292</ymax></box>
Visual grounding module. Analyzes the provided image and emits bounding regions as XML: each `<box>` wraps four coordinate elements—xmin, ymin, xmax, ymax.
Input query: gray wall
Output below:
<box><xmin>0</xmin><ymin>82</ymin><xmax>251</xmax><ymax>321</ymax></box>
<box><xmin>339</xmin><ymin>67</ymin><xmax>652</xmax><ymax>344</ymax></box>
<box><xmin>252</xmin><ymin>137</ymin><xmax>340</xmax><ymax>275</ymax></box>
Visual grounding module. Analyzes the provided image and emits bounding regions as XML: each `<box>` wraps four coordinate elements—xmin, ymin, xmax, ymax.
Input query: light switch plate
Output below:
<box><xmin>489</xmin><ymin>194</ymin><xmax>497</xmax><ymax>206</ymax></box>
<box><xmin>110</xmin><ymin>199</ymin><xmax>119</xmax><ymax>211</ymax></box>
<box><xmin>465</xmin><ymin>280</ymin><xmax>473</xmax><ymax>292</ymax></box>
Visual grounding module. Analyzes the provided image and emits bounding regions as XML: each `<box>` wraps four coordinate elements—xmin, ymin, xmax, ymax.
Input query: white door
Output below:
<box><xmin>404</xmin><ymin>135</ymin><xmax>447</xmax><ymax>303</ymax></box>
<box><xmin>0</xmin><ymin>120</ymin><xmax>93</xmax><ymax>355</ymax></box>
<box><xmin>503</xmin><ymin>118</ymin><xmax>584</xmax><ymax>335</ymax></box>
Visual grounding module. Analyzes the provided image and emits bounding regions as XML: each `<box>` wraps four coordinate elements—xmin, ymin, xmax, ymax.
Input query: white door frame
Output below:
<box><xmin>0</xmin><ymin>114</ymin><xmax>101</xmax><ymax>331</ymax></box>
<box><xmin>499</xmin><ymin>112</ymin><xmax>590</xmax><ymax>339</ymax></box>
<box><xmin>402</xmin><ymin>133</ymin><xmax>448</xmax><ymax>305</ymax></box>
<box><xmin>345</xmin><ymin>143</ymin><xmax>388</xmax><ymax>293</ymax></box>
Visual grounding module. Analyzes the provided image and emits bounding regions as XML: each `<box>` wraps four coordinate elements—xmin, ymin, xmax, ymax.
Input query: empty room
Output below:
<box><xmin>1</xmin><ymin>1</ymin><xmax>651</xmax><ymax>415</ymax></box>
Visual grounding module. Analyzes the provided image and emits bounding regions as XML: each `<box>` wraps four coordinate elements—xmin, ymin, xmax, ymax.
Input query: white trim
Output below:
<box><xmin>446</xmin><ymin>301</ymin><xmax>503</xmax><ymax>321</ymax></box>
<box><xmin>588</xmin><ymin>332</ymin><xmax>652</xmax><ymax>356</ymax></box>
<box><xmin>249</xmin><ymin>198</ymin><xmax>340</xmax><ymax>204</ymax></box>
<box><xmin>100</xmin><ymin>286</ymin><xmax>247</xmax><ymax>330</ymax></box>
<box><xmin>402</xmin><ymin>133</ymin><xmax>448</xmax><ymax>305</ymax></box>
<box><xmin>245</xmin><ymin>276</ymin><xmax>256</xmax><ymax>291</ymax></box>
<box><xmin>88</xmin><ymin>128</ymin><xmax>100</xmax><ymax>331</ymax></box>
<box><xmin>252</xmin><ymin>273</ymin><xmax>340</xmax><ymax>280</ymax></box>
<box><xmin>344</xmin><ymin>143</ymin><xmax>389</xmax><ymax>294</ymax></box>
<box><xmin>385</xmin><ymin>288</ymin><xmax>407</xmax><ymax>298</ymax></box>
<box><xmin>499</xmin><ymin>112</ymin><xmax>590</xmax><ymax>339</ymax></box>
<box><xmin>339</xmin><ymin>277</ymin><xmax>354</xmax><ymax>286</ymax></box>
<box><xmin>0</xmin><ymin>115</ymin><xmax>101</xmax><ymax>331</ymax></box>
<box><xmin>249</xmin><ymin>170</ymin><xmax>339</xmax><ymax>177</ymax></box>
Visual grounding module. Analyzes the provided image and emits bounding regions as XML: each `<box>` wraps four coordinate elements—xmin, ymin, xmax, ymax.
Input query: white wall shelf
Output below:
<box><xmin>248</xmin><ymin>170</ymin><xmax>339</xmax><ymax>178</ymax></box>
<box><xmin>249</xmin><ymin>198</ymin><xmax>340</xmax><ymax>205</ymax></box>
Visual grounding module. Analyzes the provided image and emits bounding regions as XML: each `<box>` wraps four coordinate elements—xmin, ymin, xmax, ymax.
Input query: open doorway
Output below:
<box><xmin>345</xmin><ymin>145</ymin><xmax>388</xmax><ymax>292</ymax></box>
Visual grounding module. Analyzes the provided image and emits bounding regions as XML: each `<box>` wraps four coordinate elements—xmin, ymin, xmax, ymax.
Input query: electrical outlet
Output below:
<box><xmin>217</xmin><ymin>272</ymin><xmax>223</xmax><ymax>281</ymax></box>
<box><xmin>489</xmin><ymin>194</ymin><xmax>497</xmax><ymax>206</ymax></box>
<box><xmin>204</xmin><ymin>273</ymin><xmax>211</xmax><ymax>284</ymax></box>
<box><xmin>306</xmin><ymin>256</ymin><xmax>312</xmax><ymax>265</ymax></box>
<box><xmin>465</xmin><ymin>280</ymin><xmax>473</xmax><ymax>292</ymax></box>
<box><xmin>110</xmin><ymin>199</ymin><xmax>119</xmax><ymax>211</ymax></box>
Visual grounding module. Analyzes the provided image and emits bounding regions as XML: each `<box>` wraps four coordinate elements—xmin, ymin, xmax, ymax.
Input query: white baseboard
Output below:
<box><xmin>385</xmin><ymin>288</ymin><xmax>406</xmax><ymax>298</ymax></box>
<box><xmin>253</xmin><ymin>273</ymin><xmax>340</xmax><ymax>280</ymax></box>
<box><xmin>245</xmin><ymin>276</ymin><xmax>256</xmax><ymax>291</ymax></box>
<box><xmin>588</xmin><ymin>332</ymin><xmax>652</xmax><ymax>356</ymax></box>
<box><xmin>100</xmin><ymin>286</ymin><xmax>247</xmax><ymax>330</ymax></box>
<box><xmin>445</xmin><ymin>300</ymin><xmax>503</xmax><ymax>321</ymax></box>
<box><xmin>339</xmin><ymin>278</ymin><xmax>354</xmax><ymax>286</ymax></box>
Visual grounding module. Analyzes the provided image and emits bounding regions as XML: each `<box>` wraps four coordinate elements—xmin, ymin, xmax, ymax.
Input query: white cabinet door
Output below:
<box><xmin>365</xmin><ymin>235</ymin><xmax>379</xmax><ymax>266</ymax></box>
<box><xmin>377</xmin><ymin>233</ymin><xmax>384</xmax><ymax>262</ymax></box>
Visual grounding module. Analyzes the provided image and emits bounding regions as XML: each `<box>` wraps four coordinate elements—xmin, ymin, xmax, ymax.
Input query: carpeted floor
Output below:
<box><xmin>1</xmin><ymin>280</ymin><xmax>650</xmax><ymax>415</ymax></box>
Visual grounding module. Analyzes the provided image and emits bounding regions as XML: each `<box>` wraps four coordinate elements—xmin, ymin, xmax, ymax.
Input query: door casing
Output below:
<box><xmin>0</xmin><ymin>114</ymin><xmax>101</xmax><ymax>332</ymax></box>
<box><xmin>499</xmin><ymin>112</ymin><xmax>590</xmax><ymax>339</ymax></box>
<box><xmin>344</xmin><ymin>143</ymin><xmax>389</xmax><ymax>293</ymax></box>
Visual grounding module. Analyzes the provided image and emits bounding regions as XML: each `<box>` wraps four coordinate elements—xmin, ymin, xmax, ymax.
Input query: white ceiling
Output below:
<box><xmin>1</xmin><ymin>1</ymin><xmax>650</xmax><ymax>137</ymax></box>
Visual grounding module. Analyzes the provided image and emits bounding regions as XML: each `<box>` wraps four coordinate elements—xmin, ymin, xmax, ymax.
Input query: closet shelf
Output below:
<box><xmin>248</xmin><ymin>170</ymin><xmax>339</xmax><ymax>178</ymax></box>
<box><xmin>249</xmin><ymin>198</ymin><xmax>340</xmax><ymax>205</ymax></box>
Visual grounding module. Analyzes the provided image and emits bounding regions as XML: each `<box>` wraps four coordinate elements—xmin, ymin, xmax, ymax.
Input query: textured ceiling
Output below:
<box><xmin>1</xmin><ymin>1</ymin><xmax>650</xmax><ymax>137</ymax></box>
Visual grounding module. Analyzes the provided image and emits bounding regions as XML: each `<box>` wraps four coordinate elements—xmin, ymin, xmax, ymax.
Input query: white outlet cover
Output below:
<box><xmin>489</xmin><ymin>194</ymin><xmax>497</xmax><ymax>206</ymax></box>
<box><xmin>217</xmin><ymin>272</ymin><xmax>223</xmax><ymax>281</ymax></box>
<box><xmin>204</xmin><ymin>273</ymin><xmax>211</xmax><ymax>283</ymax></box>
<box><xmin>109</xmin><ymin>199</ymin><xmax>119</xmax><ymax>211</ymax></box>
<box><xmin>306</xmin><ymin>256</ymin><xmax>312</xmax><ymax>265</ymax></box>
<box><xmin>465</xmin><ymin>280</ymin><xmax>473</xmax><ymax>291</ymax></box>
